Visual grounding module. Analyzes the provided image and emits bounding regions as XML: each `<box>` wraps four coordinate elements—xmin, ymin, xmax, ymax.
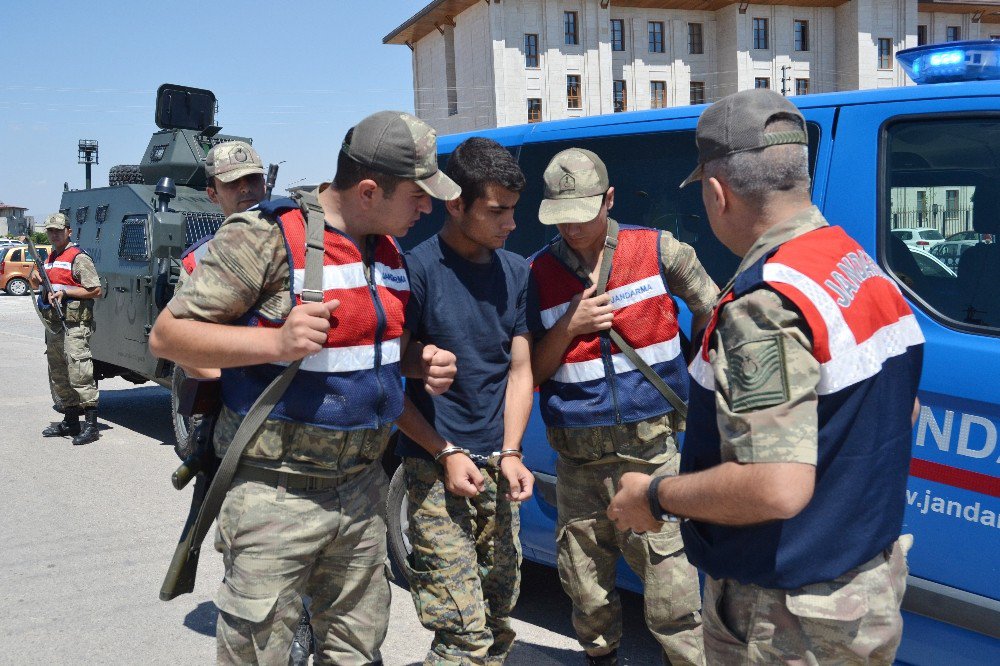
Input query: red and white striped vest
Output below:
<box><xmin>530</xmin><ymin>226</ymin><xmax>689</xmax><ymax>428</ymax></box>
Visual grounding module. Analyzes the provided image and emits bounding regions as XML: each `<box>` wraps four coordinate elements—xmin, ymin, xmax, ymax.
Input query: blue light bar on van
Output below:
<box><xmin>898</xmin><ymin>40</ymin><xmax>1000</xmax><ymax>84</ymax></box>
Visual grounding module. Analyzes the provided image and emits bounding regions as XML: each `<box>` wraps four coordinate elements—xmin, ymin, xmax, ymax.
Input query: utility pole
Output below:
<box><xmin>78</xmin><ymin>139</ymin><xmax>99</xmax><ymax>190</ymax></box>
<box><xmin>780</xmin><ymin>65</ymin><xmax>792</xmax><ymax>96</ymax></box>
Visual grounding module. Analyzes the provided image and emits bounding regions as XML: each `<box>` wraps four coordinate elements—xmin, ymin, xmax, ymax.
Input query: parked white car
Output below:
<box><xmin>892</xmin><ymin>227</ymin><xmax>945</xmax><ymax>248</ymax></box>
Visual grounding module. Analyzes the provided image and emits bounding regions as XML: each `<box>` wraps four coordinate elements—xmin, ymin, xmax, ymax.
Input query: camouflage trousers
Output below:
<box><xmin>403</xmin><ymin>456</ymin><xmax>522</xmax><ymax>666</ymax></box>
<box><xmin>44</xmin><ymin>321</ymin><xmax>98</xmax><ymax>410</ymax></box>
<box><xmin>702</xmin><ymin>537</ymin><xmax>911</xmax><ymax>665</ymax></box>
<box><xmin>213</xmin><ymin>461</ymin><xmax>391</xmax><ymax>666</ymax></box>
<box><xmin>556</xmin><ymin>454</ymin><xmax>704</xmax><ymax>665</ymax></box>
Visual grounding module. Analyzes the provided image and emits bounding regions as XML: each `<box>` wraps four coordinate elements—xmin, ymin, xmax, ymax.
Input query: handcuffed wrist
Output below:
<box><xmin>434</xmin><ymin>443</ymin><xmax>471</xmax><ymax>463</ymax></box>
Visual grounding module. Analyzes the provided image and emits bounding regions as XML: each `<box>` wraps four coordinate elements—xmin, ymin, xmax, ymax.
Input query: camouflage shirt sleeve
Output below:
<box><xmin>73</xmin><ymin>253</ymin><xmax>101</xmax><ymax>289</ymax></box>
<box><xmin>167</xmin><ymin>211</ymin><xmax>290</xmax><ymax>323</ymax></box>
<box><xmin>658</xmin><ymin>232</ymin><xmax>719</xmax><ymax>319</ymax></box>
<box><xmin>710</xmin><ymin>288</ymin><xmax>820</xmax><ymax>465</ymax></box>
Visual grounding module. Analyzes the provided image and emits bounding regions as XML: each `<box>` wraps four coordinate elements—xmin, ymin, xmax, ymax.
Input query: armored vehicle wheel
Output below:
<box><xmin>108</xmin><ymin>164</ymin><xmax>144</xmax><ymax>186</ymax></box>
<box><xmin>170</xmin><ymin>365</ymin><xmax>195</xmax><ymax>460</ymax></box>
<box><xmin>386</xmin><ymin>465</ymin><xmax>412</xmax><ymax>587</ymax></box>
<box><xmin>5</xmin><ymin>278</ymin><xmax>29</xmax><ymax>296</ymax></box>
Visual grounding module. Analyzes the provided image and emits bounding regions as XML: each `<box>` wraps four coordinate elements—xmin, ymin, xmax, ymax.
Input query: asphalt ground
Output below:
<box><xmin>0</xmin><ymin>292</ymin><xmax>662</xmax><ymax>665</ymax></box>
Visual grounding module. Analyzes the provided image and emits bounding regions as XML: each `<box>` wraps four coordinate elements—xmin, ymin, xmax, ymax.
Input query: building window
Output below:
<box><xmin>753</xmin><ymin>18</ymin><xmax>768</xmax><ymax>50</ymax></box>
<box><xmin>878</xmin><ymin>38</ymin><xmax>892</xmax><ymax>69</ymax></box>
<box><xmin>611</xmin><ymin>19</ymin><xmax>625</xmax><ymax>52</ymax></box>
<box><xmin>795</xmin><ymin>78</ymin><xmax>810</xmax><ymax>96</ymax></box>
<box><xmin>947</xmin><ymin>26</ymin><xmax>961</xmax><ymax>42</ymax></box>
<box><xmin>648</xmin><ymin>21</ymin><xmax>665</xmax><ymax>53</ymax></box>
<box><xmin>527</xmin><ymin>98</ymin><xmax>542</xmax><ymax>123</ymax></box>
<box><xmin>688</xmin><ymin>23</ymin><xmax>703</xmax><ymax>54</ymax></box>
<box><xmin>567</xmin><ymin>75</ymin><xmax>582</xmax><ymax>109</ymax></box>
<box><xmin>794</xmin><ymin>20</ymin><xmax>809</xmax><ymax>51</ymax></box>
<box><xmin>690</xmin><ymin>81</ymin><xmax>706</xmax><ymax>105</ymax></box>
<box><xmin>443</xmin><ymin>27</ymin><xmax>458</xmax><ymax>116</ymax></box>
<box><xmin>755</xmin><ymin>77</ymin><xmax>770</xmax><ymax>89</ymax></box>
<box><xmin>525</xmin><ymin>34</ymin><xmax>539</xmax><ymax>68</ymax></box>
<box><xmin>565</xmin><ymin>12</ymin><xmax>578</xmax><ymax>45</ymax></box>
<box><xmin>613</xmin><ymin>80</ymin><xmax>627</xmax><ymax>112</ymax></box>
<box><xmin>650</xmin><ymin>81</ymin><xmax>667</xmax><ymax>109</ymax></box>
<box><xmin>917</xmin><ymin>25</ymin><xmax>928</xmax><ymax>46</ymax></box>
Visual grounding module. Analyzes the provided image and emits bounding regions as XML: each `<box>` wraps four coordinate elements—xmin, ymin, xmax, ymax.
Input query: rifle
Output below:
<box><xmin>264</xmin><ymin>163</ymin><xmax>279</xmax><ymax>201</ymax></box>
<box><xmin>160</xmin><ymin>376</ymin><xmax>221</xmax><ymax>600</ymax></box>
<box><xmin>26</xmin><ymin>237</ymin><xmax>67</xmax><ymax>332</ymax></box>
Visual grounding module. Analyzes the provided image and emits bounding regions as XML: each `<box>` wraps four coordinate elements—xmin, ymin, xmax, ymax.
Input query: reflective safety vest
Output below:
<box><xmin>180</xmin><ymin>235</ymin><xmax>212</xmax><ymax>275</ymax></box>
<box><xmin>44</xmin><ymin>244</ymin><xmax>86</xmax><ymax>291</ymax></box>
<box><xmin>681</xmin><ymin>225</ymin><xmax>924</xmax><ymax>589</ymax></box>
<box><xmin>530</xmin><ymin>226</ymin><xmax>689</xmax><ymax>428</ymax></box>
<box><xmin>220</xmin><ymin>198</ymin><xmax>410</xmax><ymax>431</ymax></box>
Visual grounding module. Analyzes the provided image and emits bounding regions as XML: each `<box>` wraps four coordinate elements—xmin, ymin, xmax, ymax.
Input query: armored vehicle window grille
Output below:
<box><xmin>96</xmin><ymin>205</ymin><xmax>109</xmax><ymax>224</ymax></box>
<box><xmin>183</xmin><ymin>212</ymin><xmax>226</xmax><ymax>248</ymax></box>
<box><xmin>119</xmin><ymin>215</ymin><xmax>150</xmax><ymax>261</ymax></box>
<box><xmin>76</xmin><ymin>207</ymin><xmax>89</xmax><ymax>225</ymax></box>
<box><xmin>60</xmin><ymin>207</ymin><xmax>70</xmax><ymax>220</ymax></box>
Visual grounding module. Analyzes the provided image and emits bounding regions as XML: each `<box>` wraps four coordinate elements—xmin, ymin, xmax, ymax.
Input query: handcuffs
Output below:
<box><xmin>434</xmin><ymin>443</ymin><xmax>523</xmax><ymax>467</ymax></box>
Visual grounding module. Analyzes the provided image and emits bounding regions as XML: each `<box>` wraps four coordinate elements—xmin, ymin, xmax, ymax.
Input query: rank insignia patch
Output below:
<box><xmin>726</xmin><ymin>336</ymin><xmax>788</xmax><ymax>412</ymax></box>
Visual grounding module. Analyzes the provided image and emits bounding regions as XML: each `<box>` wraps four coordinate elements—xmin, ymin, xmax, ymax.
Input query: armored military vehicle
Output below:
<box><xmin>57</xmin><ymin>84</ymin><xmax>257</xmax><ymax>446</ymax></box>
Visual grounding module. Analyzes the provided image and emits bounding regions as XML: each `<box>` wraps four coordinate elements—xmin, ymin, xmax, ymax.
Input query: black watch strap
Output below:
<box><xmin>647</xmin><ymin>475</ymin><xmax>680</xmax><ymax>523</ymax></box>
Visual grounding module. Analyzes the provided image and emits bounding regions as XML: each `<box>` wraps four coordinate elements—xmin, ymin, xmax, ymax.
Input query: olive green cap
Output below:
<box><xmin>336</xmin><ymin>111</ymin><xmax>460</xmax><ymax>201</ymax></box>
<box><xmin>45</xmin><ymin>213</ymin><xmax>69</xmax><ymax>229</ymax></box>
<box><xmin>538</xmin><ymin>148</ymin><xmax>609</xmax><ymax>225</ymax></box>
<box><xmin>679</xmin><ymin>88</ymin><xmax>808</xmax><ymax>188</ymax></box>
<box><xmin>205</xmin><ymin>141</ymin><xmax>265</xmax><ymax>183</ymax></box>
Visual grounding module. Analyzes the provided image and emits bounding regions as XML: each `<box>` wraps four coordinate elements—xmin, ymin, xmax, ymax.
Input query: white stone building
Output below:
<box><xmin>0</xmin><ymin>202</ymin><xmax>32</xmax><ymax>237</ymax></box>
<box><xmin>384</xmin><ymin>0</ymin><xmax>1000</xmax><ymax>134</ymax></box>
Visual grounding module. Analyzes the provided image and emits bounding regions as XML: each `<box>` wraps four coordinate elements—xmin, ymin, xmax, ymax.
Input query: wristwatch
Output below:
<box><xmin>647</xmin><ymin>475</ymin><xmax>682</xmax><ymax>523</ymax></box>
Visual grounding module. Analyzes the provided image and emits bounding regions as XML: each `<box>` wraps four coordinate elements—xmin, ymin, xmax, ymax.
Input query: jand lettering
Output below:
<box><xmin>824</xmin><ymin>249</ymin><xmax>885</xmax><ymax>308</ymax></box>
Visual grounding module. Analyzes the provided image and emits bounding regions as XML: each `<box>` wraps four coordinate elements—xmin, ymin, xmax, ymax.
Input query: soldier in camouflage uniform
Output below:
<box><xmin>393</xmin><ymin>137</ymin><xmax>535</xmax><ymax>665</ymax></box>
<box><xmin>527</xmin><ymin>149</ymin><xmax>716</xmax><ymax>665</ymax></box>
<box><xmin>150</xmin><ymin>111</ymin><xmax>460</xmax><ymax>665</ymax></box>
<box><xmin>30</xmin><ymin>213</ymin><xmax>103</xmax><ymax>445</ymax></box>
<box><xmin>608</xmin><ymin>90</ymin><xmax>924</xmax><ymax>664</ymax></box>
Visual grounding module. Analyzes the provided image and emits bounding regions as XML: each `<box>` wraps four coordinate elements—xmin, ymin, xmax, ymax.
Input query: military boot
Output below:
<box><xmin>43</xmin><ymin>408</ymin><xmax>81</xmax><ymax>437</ymax></box>
<box><xmin>72</xmin><ymin>408</ymin><xmax>101</xmax><ymax>445</ymax></box>
<box><xmin>586</xmin><ymin>650</ymin><xmax>618</xmax><ymax>666</ymax></box>
<box><xmin>289</xmin><ymin>610</ymin><xmax>313</xmax><ymax>666</ymax></box>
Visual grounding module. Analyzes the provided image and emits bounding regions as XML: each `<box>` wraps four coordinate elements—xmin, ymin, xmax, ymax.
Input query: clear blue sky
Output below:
<box><xmin>0</xmin><ymin>0</ymin><xmax>425</xmax><ymax>220</ymax></box>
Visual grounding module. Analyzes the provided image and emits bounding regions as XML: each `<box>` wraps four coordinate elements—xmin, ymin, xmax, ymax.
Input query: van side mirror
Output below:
<box><xmin>151</xmin><ymin>211</ymin><xmax>187</xmax><ymax>259</ymax></box>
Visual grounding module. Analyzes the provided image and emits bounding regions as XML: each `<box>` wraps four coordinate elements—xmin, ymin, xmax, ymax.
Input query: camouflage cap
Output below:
<box><xmin>205</xmin><ymin>141</ymin><xmax>265</xmax><ymax>183</ymax></box>
<box><xmin>337</xmin><ymin>111</ymin><xmax>460</xmax><ymax>201</ymax></box>
<box><xmin>538</xmin><ymin>148</ymin><xmax>609</xmax><ymax>225</ymax></box>
<box><xmin>680</xmin><ymin>88</ymin><xmax>808</xmax><ymax>188</ymax></box>
<box><xmin>45</xmin><ymin>213</ymin><xmax>69</xmax><ymax>229</ymax></box>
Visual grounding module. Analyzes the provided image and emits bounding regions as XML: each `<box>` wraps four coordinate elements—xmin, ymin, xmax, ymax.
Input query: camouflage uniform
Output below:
<box><xmin>404</xmin><ymin>457</ymin><xmax>521</xmax><ymax>666</ymax></box>
<box><xmin>545</xmin><ymin>226</ymin><xmax>716</xmax><ymax>665</ymax></box>
<box><xmin>697</xmin><ymin>208</ymin><xmax>911</xmax><ymax>664</ymax></box>
<box><xmin>169</xmin><ymin>210</ymin><xmax>392</xmax><ymax>666</ymax></box>
<box><xmin>44</xmin><ymin>251</ymin><xmax>100</xmax><ymax>411</ymax></box>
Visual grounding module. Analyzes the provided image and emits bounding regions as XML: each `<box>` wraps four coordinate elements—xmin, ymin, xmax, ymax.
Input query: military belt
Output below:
<box><xmin>235</xmin><ymin>466</ymin><xmax>346</xmax><ymax>492</ymax></box>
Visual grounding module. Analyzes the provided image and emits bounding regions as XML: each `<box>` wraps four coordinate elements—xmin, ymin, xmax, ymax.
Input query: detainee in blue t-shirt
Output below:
<box><xmin>393</xmin><ymin>137</ymin><xmax>535</xmax><ymax>665</ymax></box>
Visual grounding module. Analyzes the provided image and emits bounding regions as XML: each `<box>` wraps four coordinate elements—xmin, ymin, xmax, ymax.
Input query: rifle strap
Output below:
<box><xmin>584</xmin><ymin>222</ymin><xmax>689</xmax><ymax>420</ymax></box>
<box><xmin>184</xmin><ymin>208</ymin><xmax>327</xmax><ymax>557</ymax></box>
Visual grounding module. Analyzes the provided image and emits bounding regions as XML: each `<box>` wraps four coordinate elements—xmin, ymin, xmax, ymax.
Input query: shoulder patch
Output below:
<box><xmin>726</xmin><ymin>335</ymin><xmax>788</xmax><ymax>413</ymax></box>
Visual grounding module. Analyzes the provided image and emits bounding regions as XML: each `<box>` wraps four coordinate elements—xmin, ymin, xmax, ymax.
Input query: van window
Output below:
<box><xmin>513</xmin><ymin>123</ymin><xmax>820</xmax><ymax>286</ymax></box>
<box><xmin>884</xmin><ymin>117</ymin><xmax>1000</xmax><ymax>332</ymax></box>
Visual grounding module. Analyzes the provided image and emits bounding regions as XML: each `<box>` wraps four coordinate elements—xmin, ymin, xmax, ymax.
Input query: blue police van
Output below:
<box><xmin>387</xmin><ymin>40</ymin><xmax>1000</xmax><ymax>664</ymax></box>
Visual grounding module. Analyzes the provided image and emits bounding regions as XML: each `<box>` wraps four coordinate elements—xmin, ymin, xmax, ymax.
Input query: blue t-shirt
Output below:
<box><xmin>397</xmin><ymin>234</ymin><xmax>530</xmax><ymax>459</ymax></box>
